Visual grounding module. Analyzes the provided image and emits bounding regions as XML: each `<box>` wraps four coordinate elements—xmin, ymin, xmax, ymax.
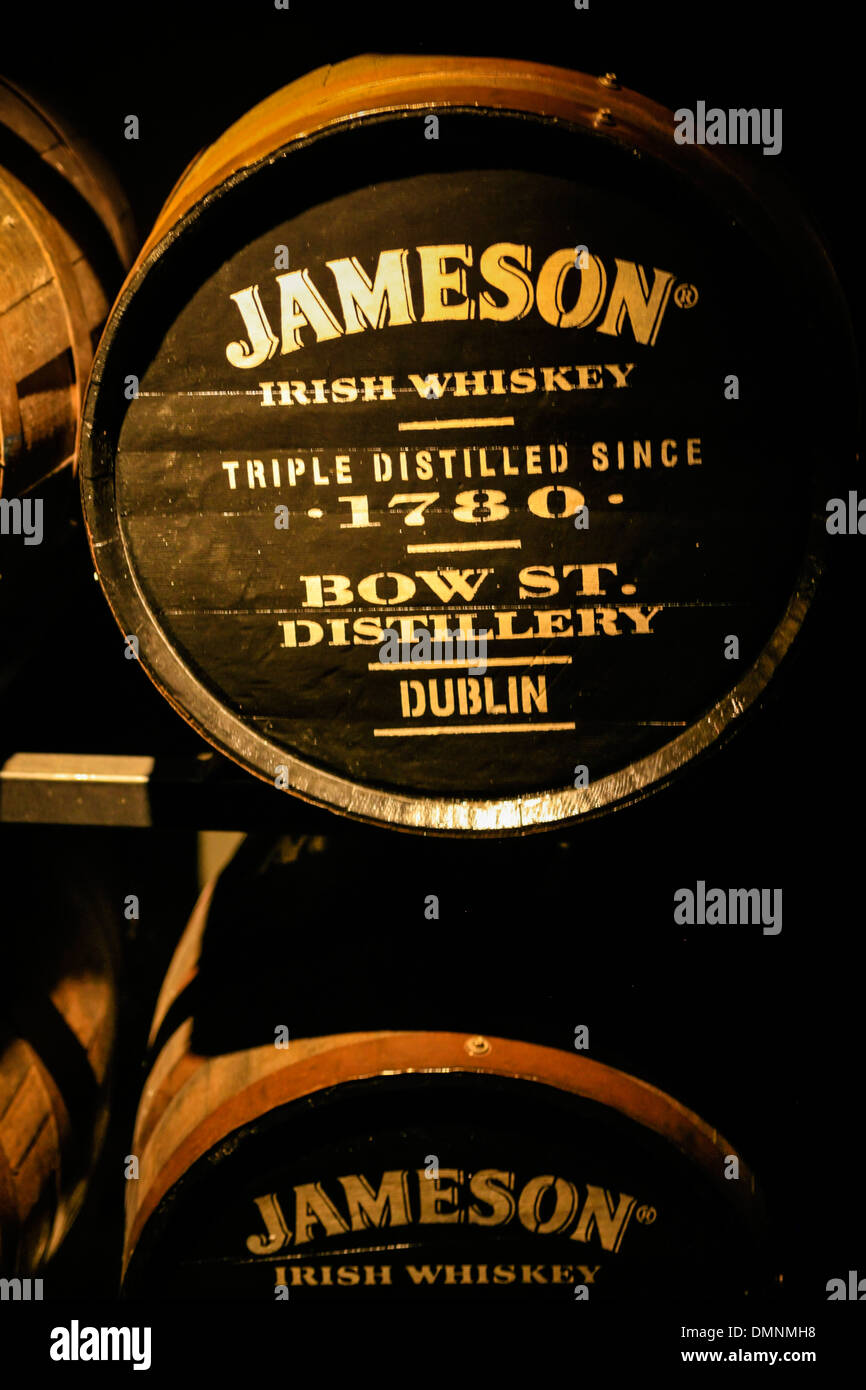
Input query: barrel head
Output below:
<box><xmin>80</xmin><ymin>59</ymin><xmax>855</xmax><ymax>833</ymax></box>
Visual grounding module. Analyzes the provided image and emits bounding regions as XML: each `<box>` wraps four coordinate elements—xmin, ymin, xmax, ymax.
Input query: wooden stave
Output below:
<box><xmin>0</xmin><ymin>164</ymin><xmax>91</xmax><ymax>495</ymax></box>
<box><xmin>0</xmin><ymin>77</ymin><xmax>136</xmax><ymax>270</ymax></box>
<box><xmin>0</xmin><ymin>868</ymin><xmax>120</xmax><ymax>1274</ymax></box>
<box><xmin>0</xmin><ymin>78</ymin><xmax>134</xmax><ymax>499</ymax></box>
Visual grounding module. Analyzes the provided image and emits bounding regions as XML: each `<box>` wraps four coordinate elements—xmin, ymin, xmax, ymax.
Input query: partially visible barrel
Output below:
<box><xmin>123</xmin><ymin>833</ymin><xmax>769</xmax><ymax>1299</ymax></box>
<box><xmin>80</xmin><ymin>55</ymin><xmax>856</xmax><ymax>833</ymax></box>
<box><xmin>0</xmin><ymin>79</ymin><xmax>135</xmax><ymax>692</ymax></box>
<box><xmin>0</xmin><ymin>78</ymin><xmax>135</xmax><ymax>498</ymax></box>
<box><xmin>0</xmin><ymin>839</ymin><xmax>120</xmax><ymax>1274</ymax></box>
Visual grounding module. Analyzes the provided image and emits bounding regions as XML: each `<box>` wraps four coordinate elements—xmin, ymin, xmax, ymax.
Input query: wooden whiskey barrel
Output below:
<box><xmin>0</xmin><ymin>837</ymin><xmax>120</xmax><ymax>1274</ymax></box>
<box><xmin>122</xmin><ymin>833</ymin><xmax>769</xmax><ymax>1299</ymax></box>
<box><xmin>0</xmin><ymin>77</ymin><xmax>135</xmax><ymax>498</ymax></box>
<box><xmin>80</xmin><ymin>56</ymin><xmax>855</xmax><ymax>834</ymax></box>
<box><xmin>0</xmin><ymin>79</ymin><xmax>136</xmax><ymax>693</ymax></box>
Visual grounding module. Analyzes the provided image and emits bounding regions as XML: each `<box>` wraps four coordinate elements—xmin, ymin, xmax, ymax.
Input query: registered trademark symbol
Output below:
<box><xmin>636</xmin><ymin>1204</ymin><xmax>657</xmax><ymax>1224</ymax></box>
<box><xmin>674</xmin><ymin>282</ymin><xmax>698</xmax><ymax>308</ymax></box>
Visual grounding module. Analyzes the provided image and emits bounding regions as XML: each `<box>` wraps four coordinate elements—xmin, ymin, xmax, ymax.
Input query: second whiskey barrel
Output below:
<box><xmin>122</xmin><ymin>833</ymin><xmax>768</xmax><ymax>1300</ymax></box>
<box><xmin>0</xmin><ymin>836</ymin><xmax>120</xmax><ymax>1273</ymax></box>
<box><xmin>0</xmin><ymin>79</ymin><xmax>135</xmax><ymax>692</ymax></box>
<box><xmin>0</xmin><ymin>78</ymin><xmax>135</xmax><ymax>498</ymax></box>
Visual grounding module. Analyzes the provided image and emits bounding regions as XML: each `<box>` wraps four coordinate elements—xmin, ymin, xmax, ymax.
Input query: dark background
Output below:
<box><xmin>0</xmin><ymin>0</ymin><xmax>863</xmax><ymax>1331</ymax></box>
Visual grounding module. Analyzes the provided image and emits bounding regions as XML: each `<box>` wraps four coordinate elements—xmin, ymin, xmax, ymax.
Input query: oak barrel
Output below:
<box><xmin>122</xmin><ymin>833</ymin><xmax>768</xmax><ymax>1299</ymax></box>
<box><xmin>0</xmin><ymin>79</ymin><xmax>136</xmax><ymax>692</ymax></box>
<box><xmin>80</xmin><ymin>56</ymin><xmax>855</xmax><ymax>833</ymax></box>
<box><xmin>0</xmin><ymin>77</ymin><xmax>135</xmax><ymax>498</ymax></box>
<box><xmin>0</xmin><ymin>836</ymin><xmax>120</xmax><ymax>1274</ymax></box>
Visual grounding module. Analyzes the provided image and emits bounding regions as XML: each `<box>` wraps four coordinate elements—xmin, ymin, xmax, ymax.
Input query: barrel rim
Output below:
<box><xmin>123</xmin><ymin>1028</ymin><xmax>763</xmax><ymax>1276</ymax></box>
<box><xmin>79</xmin><ymin>59</ymin><xmax>852</xmax><ymax>834</ymax></box>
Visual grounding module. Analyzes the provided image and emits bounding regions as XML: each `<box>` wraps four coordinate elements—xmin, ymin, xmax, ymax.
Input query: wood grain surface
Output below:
<box><xmin>0</xmin><ymin>853</ymin><xmax>120</xmax><ymax>1274</ymax></box>
<box><xmin>0</xmin><ymin>77</ymin><xmax>134</xmax><ymax>498</ymax></box>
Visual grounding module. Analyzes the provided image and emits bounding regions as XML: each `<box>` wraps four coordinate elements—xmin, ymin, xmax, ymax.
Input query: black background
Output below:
<box><xmin>0</xmin><ymin>0</ymin><xmax>863</xmax><ymax>1357</ymax></box>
